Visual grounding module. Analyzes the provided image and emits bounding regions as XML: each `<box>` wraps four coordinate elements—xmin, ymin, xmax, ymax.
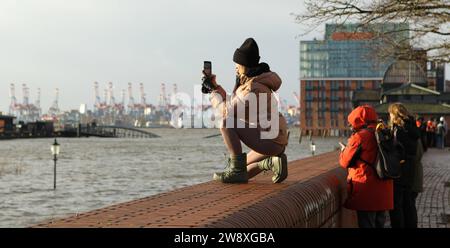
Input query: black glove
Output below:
<box><xmin>201</xmin><ymin>75</ymin><xmax>216</xmax><ymax>94</ymax></box>
<box><xmin>201</xmin><ymin>84</ymin><xmax>211</xmax><ymax>94</ymax></box>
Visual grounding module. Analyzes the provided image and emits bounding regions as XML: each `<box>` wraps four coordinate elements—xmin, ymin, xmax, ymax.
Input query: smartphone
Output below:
<box><xmin>203</xmin><ymin>61</ymin><xmax>212</xmax><ymax>76</ymax></box>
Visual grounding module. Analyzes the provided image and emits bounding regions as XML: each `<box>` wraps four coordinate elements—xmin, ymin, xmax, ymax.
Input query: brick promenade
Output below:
<box><xmin>34</xmin><ymin>149</ymin><xmax>450</xmax><ymax>228</ymax></box>
<box><xmin>417</xmin><ymin>148</ymin><xmax>450</xmax><ymax>228</ymax></box>
<box><xmin>36</xmin><ymin>151</ymin><xmax>345</xmax><ymax>227</ymax></box>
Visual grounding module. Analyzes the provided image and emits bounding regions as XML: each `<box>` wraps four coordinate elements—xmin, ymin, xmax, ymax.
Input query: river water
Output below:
<box><xmin>0</xmin><ymin>128</ymin><xmax>344</xmax><ymax>227</ymax></box>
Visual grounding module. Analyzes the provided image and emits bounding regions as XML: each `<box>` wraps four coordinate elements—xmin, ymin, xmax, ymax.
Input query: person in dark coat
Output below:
<box><xmin>426</xmin><ymin>118</ymin><xmax>436</xmax><ymax>148</ymax></box>
<box><xmin>388</xmin><ymin>103</ymin><xmax>420</xmax><ymax>228</ymax></box>
<box><xmin>411</xmin><ymin>139</ymin><xmax>424</xmax><ymax>206</ymax></box>
<box><xmin>416</xmin><ymin>116</ymin><xmax>427</xmax><ymax>152</ymax></box>
<box><xmin>339</xmin><ymin>105</ymin><xmax>393</xmax><ymax>228</ymax></box>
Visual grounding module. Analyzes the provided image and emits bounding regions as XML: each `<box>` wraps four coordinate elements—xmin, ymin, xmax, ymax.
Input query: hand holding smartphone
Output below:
<box><xmin>201</xmin><ymin>61</ymin><xmax>217</xmax><ymax>94</ymax></box>
<box><xmin>203</xmin><ymin>61</ymin><xmax>212</xmax><ymax>77</ymax></box>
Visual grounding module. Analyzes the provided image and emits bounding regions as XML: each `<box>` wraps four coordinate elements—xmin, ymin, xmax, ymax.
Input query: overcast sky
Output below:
<box><xmin>1</xmin><ymin>0</ymin><xmax>448</xmax><ymax>113</ymax></box>
<box><xmin>0</xmin><ymin>0</ymin><xmax>312</xmax><ymax>113</ymax></box>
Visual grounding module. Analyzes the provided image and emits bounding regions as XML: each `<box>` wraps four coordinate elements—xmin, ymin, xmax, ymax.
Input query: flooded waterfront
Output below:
<box><xmin>0</xmin><ymin>128</ymin><xmax>344</xmax><ymax>227</ymax></box>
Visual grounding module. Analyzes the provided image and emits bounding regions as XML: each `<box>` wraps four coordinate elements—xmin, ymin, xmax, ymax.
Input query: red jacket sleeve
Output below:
<box><xmin>339</xmin><ymin>134</ymin><xmax>361</xmax><ymax>169</ymax></box>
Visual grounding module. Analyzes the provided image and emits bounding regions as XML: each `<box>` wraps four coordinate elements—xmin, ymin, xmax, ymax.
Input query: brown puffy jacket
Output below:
<box><xmin>209</xmin><ymin>71</ymin><xmax>288</xmax><ymax>146</ymax></box>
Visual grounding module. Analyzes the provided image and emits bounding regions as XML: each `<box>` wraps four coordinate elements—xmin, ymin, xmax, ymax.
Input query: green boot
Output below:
<box><xmin>213</xmin><ymin>153</ymin><xmax>248</xmax><ymax>183</ymax></box>
<box><xmin>258</xmin><ymin>153</ymin><xmax>288</xmax><ymax>183</ymax></box>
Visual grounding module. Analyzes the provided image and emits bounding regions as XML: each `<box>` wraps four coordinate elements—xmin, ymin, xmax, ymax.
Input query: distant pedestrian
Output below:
<box><xmin>436</xmin><ymin>118</ymin><xmax>446</xmax><ymax>149</ymax></box>
<box><xmin>388</xmin><ymin>103</ymin><xmax>420</xmax><ymax>228</ymax></box>
<box><xmin>426</xmin><ymin>118</ymin><xmax>436</xmax><ymax>148</ymax></box>
<box><xmin>440</xmin><ymin>116</ymin><xmax>447</xmax><ymax>147</ymax></box>
<box><xmin>416</xmin><ymin>116</ymin><xmax>427</xmax><ymax>152</ymax></box>
<box><xmin>339</xmin><ymin>105</ymin><xmax>393</xmax><ymax>228</ymax></box>
<box><xmin>411</xmin><ymin>139</ymin><xmax>424</xmax><ymax>221</ymax></box>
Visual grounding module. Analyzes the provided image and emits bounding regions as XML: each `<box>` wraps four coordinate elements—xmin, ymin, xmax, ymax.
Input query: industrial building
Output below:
<box><xmin>299</xmin><ymin>23</ymin><xmax>447</xmax><ymax>136</ymax></box>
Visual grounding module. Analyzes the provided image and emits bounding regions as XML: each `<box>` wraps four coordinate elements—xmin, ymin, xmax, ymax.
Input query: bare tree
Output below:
<box><xmin>293</xmin><ymin>0</ymin><xmax>450</xmax><ymax>62</ymax></box>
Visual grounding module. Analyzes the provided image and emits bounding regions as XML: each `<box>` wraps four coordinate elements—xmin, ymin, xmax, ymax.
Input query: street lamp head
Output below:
<box><xmin>51</xmin><ymin>138</ymin><xmax>60</xmax><ymax>156</ymax></box>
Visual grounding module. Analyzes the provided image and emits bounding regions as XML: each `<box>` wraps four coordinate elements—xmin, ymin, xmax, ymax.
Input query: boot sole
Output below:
<box><xmin>213</xmin><ymin>173</ymin><xmax>248</xmax><ymax>183</ymax></box>
<box><xmin>273</xmin><ymin>154</ymin><xmax>288</xmax><ymax>183</ymax></box>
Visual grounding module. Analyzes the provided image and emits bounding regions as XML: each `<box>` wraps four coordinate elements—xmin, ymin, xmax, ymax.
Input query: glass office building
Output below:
<box><xmin>300</xmin><ymin>40</ymin><xmax>390</xmax><ymax>78</ymax></box>
<box><xmin>300</xmin><ymin>23</ymin><xmax>409</xmax><ymax>136</ymax></box>
<box><xmin>300</xmin><ymin>23</ymin><xmax>408</xmax><ymax>79</ymax></box>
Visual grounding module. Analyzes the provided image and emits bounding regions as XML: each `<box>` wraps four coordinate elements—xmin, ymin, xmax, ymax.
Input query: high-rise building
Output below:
<box><xmin>299</xmin><ymin>23</ymin><xmax>408</xmax><ymax>136</ymax></box>
<box><xmin>426</xmin><ymin>61</ymin><xmax>446</xmax><ymax>92</ymax></box>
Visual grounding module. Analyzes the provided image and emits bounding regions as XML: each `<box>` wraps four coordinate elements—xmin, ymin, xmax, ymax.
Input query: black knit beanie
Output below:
<box><xmin>233</xmin><ymin>38</ymin><xmax>260</xmax><ymax>67</ymax></box>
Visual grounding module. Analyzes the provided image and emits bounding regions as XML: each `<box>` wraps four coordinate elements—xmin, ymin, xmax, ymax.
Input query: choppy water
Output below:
<box><xmin>0</xmin><ymin>128</ymin><xmax>344</xmax><ymax>227</ymax></box>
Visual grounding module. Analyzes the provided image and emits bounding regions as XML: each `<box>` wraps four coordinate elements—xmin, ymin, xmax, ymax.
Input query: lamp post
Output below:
<box><xmin>51</xmin><ymin>138</ymin><xmax>60</xmax><ymax>190</ymax></box>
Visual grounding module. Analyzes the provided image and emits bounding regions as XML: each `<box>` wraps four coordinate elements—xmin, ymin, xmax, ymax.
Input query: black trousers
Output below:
<box><xmin>357</xmin><ymin>211</ymin><xmax>386</xmax><ymax>228</ymax></box>
<box><xmin>389</xmin><ymin>184</ymin><xmax>418</xmax><ymax>228</ymax></box>
<box><xmin>426</xmin><ymin>132</ymin><xmax>435</xmax><ymax>147</ymax></box>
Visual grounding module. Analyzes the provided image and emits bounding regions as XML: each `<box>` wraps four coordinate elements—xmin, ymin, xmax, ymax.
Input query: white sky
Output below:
<box><xmin>1</xmin><ymin>0</ymin><xmax>448</xmax><ymax>113</ymax></box>
<box><xmin>0</xmin><ymin>0</ymin><xmax>310</xmax><ymax>112</ymax></box>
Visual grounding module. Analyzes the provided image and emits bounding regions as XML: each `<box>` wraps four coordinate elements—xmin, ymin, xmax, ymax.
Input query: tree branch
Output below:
<box><xmin>294</xmin><ymin>0</ymin><xmax>450</xmax><ymax>62</ymax></box>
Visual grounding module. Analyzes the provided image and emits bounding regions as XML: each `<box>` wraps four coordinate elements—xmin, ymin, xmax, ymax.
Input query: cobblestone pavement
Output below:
<box><xmin>416</xmin><ymin>148</ymin><xmax>450</xmax><ymax>228</ymax></box>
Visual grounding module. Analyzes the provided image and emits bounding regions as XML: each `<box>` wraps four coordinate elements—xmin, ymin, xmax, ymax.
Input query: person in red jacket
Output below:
<box><xmin>339</xmin><ymin>105</ymin><xmax>394</xmax><ymax>228</ymax></box>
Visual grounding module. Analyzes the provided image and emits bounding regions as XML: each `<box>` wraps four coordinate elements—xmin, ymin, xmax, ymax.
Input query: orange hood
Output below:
<box><xmin>348</xmin><ymin>105</ymin><xmax>378</xmax><ymax>130</ymax></box>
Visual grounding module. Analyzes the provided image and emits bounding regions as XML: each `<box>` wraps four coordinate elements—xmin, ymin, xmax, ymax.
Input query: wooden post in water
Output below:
<box><xmin>76</xmin><ymin>123</ymin><xmax>80</xmax><ymax>137</ymax></box>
